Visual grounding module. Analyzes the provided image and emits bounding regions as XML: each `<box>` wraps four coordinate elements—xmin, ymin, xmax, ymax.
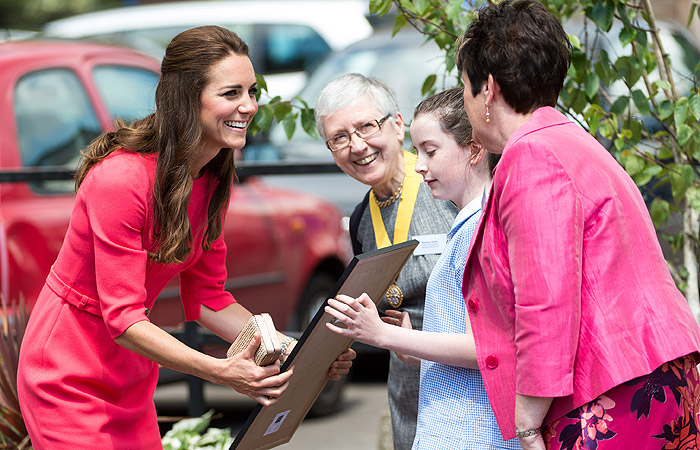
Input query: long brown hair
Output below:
<box><xmin>75</xmin><ymin>25</ymin><xmax>250</xmax><ymax>264</ymax></box>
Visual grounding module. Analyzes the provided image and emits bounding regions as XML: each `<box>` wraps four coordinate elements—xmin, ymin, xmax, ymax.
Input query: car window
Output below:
<box><xmin>262</xmin><ymin>24</ymin><xmax>331</xmax><ymax>74</ymax></box>
<box><xmin>93</xmin><ymin>65</ymin><xmax>158</xmax><ymax>123</ymax></box>
<box><xmin>13</xmin><ymin>68</ymin><xmax>102</xmax><ymax>193</ymax></box>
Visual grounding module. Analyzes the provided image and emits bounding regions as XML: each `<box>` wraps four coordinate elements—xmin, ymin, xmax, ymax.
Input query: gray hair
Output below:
<box><xmin>315</xmin><ymin>73</ymin><xmax>400</xmax><ymax>140</ymax></box>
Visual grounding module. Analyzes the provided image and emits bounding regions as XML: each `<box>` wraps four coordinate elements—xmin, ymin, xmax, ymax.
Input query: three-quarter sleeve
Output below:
<box><xmin>179</xmin><ymin>229</ymin><xmax>236</xmax><ymax>322</ymax></box>
<box><xmin>497</xmin><ymin>142</ymin><xmax>582</xmax><ymax>398</ymax></box>
<box><xmin>82</xmin><ymin>156</ymin><xmax>152</xmax><ymax>338</ymax></box>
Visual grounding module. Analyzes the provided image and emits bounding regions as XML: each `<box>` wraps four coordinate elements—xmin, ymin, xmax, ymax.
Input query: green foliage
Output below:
<box><xmin>0</xmin><ymin>297</ymin><xmax>31</xmax><ymax>449</ymax></box>
<box><xmin>384</xmin><ymin>0</ymin><xmax>700</xmax><ymax>289</ymax></box>
<box><xmin>0</xmin><ymin>0</ymin><xmax>120</xmax><ymax>29</ymax></box>
<box><xmin>161</xmin><ymin>410</ymin><xmax>234</xmax><ymax>450</ymax></box>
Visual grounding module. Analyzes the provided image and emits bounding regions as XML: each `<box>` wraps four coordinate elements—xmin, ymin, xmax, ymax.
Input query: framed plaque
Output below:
<box><xmin>230</xmin><ymin>239</ymin><xmax>419</xmax><ymax>450</ymax></box>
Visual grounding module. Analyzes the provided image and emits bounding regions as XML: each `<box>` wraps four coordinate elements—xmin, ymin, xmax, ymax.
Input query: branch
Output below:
<box><xmin>392</xmin><ymin>0</ymin><xmax>460</xmax><ymax>40</ymax></box>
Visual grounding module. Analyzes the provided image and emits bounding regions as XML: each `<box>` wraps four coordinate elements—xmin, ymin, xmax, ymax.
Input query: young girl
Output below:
<box><xmin>325</xmin><ymin>88</ymin><xmax>520</xmax><ymax>449</ymax></box>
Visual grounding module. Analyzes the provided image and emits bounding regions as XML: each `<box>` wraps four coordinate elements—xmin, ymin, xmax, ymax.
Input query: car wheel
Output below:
<box><xmin>299</xmin><ymin>272</ymin><xmax>350</xmax><ymax>417</ymax></box>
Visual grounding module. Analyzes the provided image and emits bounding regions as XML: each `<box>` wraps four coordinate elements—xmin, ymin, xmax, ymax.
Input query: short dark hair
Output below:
<box><xmin>456</xmin><ymin>0</ymin><xmax>571</xmax><ymax>114</ymax></box>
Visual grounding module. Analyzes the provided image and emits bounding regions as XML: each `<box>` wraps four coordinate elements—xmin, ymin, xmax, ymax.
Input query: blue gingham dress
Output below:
<box><xmin>412</xmin><ymin>196</ymin><xmax>522</xmax><ymax>450</ymax></box>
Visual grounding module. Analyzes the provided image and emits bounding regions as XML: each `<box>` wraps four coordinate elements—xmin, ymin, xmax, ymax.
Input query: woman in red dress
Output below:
<box><xmin>17</xmin><ymin>25</ymin><xmax>353</xmax><ymax>449</ymax></box>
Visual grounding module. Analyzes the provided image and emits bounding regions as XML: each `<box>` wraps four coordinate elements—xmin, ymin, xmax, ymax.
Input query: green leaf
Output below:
<box><xmin>634</xmin><ymin>165</ymin><xmax>662</xmax><ymax>187</ymax></box>
<box><xmin>392</xmin><ymin>13</ymin><xmax>409</xmax><ymax>36</ymax></box>
<box><xmin>301</xmin><ymin>107</ymin><xmax>318</xmax><ymax>139</ymax></box>
<box><xmin>677</xmin><ymin>123</ymin><xmax>694</xmax><ymax>146</ymax></box>
<box><xmin>675</xmin><ymin>98</ymin><xmax>690</xmax><ymax>128</ymax></box>
<box><xmin>398</xmin><ymin>0</ymin><xmax>418</xmax><ymax>14</ymax></box>
<box><xmin>659</xmin><ymin>99</ymin><xmax>674</xmax><ymax>121</ymax></box>
<box><xmin>584</xmin><ymin>72</ymin><xmax>600</xmax><ymax>99</ymax></box>
<box><xmin>254</xmin><ymin>105</ymin><xmax>274</xmax><ymax>131</ymax></box>
<box><xmin>623</xmin><ymin>154</ymin><xmax>645</xmax><ymax>176</ymax></box>
<box><xmin>690</xmin><ymin>3</ymin><xmax>698</xmax><ymax>28</ymax></box>
<box><xmin>255</xmin><ymin>74</ymin><xmax>268</xmax><ymax>97</ymax></box>
<box><xmin>590</xmin><ymin>0</ymin><xmax>614</xmax><ymax>32</ymax></box>
<box><xmin>687</xmin><ymin>185</ymin><xmax>700</xmax><ymax>215</ymax></box>
<box><xmin>273</xmin><ymin>103</ymin><xmax>292</xmax><ymax>122</ymax></box>
<box><xmin>681</xmin><ymin>164</ymin><xmax>695</xmax><ymax>186</ymax></box>
<box><xmin>369</xmin><ymin>0</ymin><xmax>392</xmax><ymax>15</ymax></box>
<box><xmin>282</xmin><ymin>112</ymin><xmax>297</xmax><ymax>140</ymax></box>
<box><xmin>445</xmin><ymin>46</ymin><xmax>456</xmax><ymax>72</ymax></box>
<box><xmin>631</xmin><ymin>89</ymin><xmax>651</xmax><ymax>116</ymax></box>
<box><xmin>669</xmin><ymin>168</ymin><xmax>689</xmax><ymax>204</ymax></box>
<box><xmin>421</xmin><ymin>74</ymin><xmax>437</xmax><ymax>96</ymax></box>
<box><xmin>650</xmin><ymin>198</ymin><xmax>671</xmax><ymax>227</ymax></box>
<box><xmin>435</xmin><ymin>32</ymin><xmax>453</xmax><ymax>49</ymax></box>
<box><xmin>618</xmin><ymin>25</ymin><xmax>635</xmax><ymax>48</ymax></box>
<box><xmin>568</xmin><ymin>33</ymin><xmax>581</xmax><ymax>50</ymax></box>
<box><xmin>690</xmin><ymin>94</ymin><xmax>700</xmax><ymax>121</ymax></box>
<box><xmin>414</xmin><ymin>0</ymin><xmax>430</xmax><ymax>15</ymax></box>
<box><xmin>610</xmin><ymin>95</ymin><xmax>630</xmax><ymax>115</ymax></box>
<box><xmin>446</xmin><ymin>0</ymin><xmax>465</xmax><ymax>18</ymax></box>
<box><xmin>654</xmin><ymin>79</ymin><xmax>672</xmax><ymax>91</ymax></box>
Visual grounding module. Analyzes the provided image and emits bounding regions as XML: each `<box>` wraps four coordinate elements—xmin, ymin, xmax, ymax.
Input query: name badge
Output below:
<box><xmin>411</xmin><ymin>233</ymin><xmax>447</xmax><ymax>256</ymax></box>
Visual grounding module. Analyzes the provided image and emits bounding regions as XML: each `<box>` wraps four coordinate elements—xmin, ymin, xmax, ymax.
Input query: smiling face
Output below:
<box><xmin>199</xmin><ymin>53</ymin><xmax>258</xmax><ymax>162</ymax></box>
<box><xmin>411</xmin><ymin>113</ymin><xmax>472</xmax><ymax>207</ymax></box>
<box><xmin>320</xmin><ymin>96</ymin><xmax>405</xmax><ymax>196</ymax></box>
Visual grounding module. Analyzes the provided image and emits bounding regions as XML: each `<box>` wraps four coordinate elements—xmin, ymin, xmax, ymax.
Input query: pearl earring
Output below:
<box><xmin>485</xmin><ymin>104</ymin><xmax>491</xmax><ymax>123</ymax></box>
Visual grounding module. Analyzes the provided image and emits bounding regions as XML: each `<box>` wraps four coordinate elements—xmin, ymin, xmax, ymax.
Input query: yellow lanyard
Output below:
<box><xmin>369</xmin><ymin>151</ymin><xmax>421</xmax><ymax>249</ymax></box>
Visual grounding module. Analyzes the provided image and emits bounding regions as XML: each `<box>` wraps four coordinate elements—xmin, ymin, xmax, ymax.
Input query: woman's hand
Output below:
<box><xmin>518</xmin><ymin>433</ymin><xmax>545</xmax><ymax>450</ymax></box>
<box><xmin>328</xmin><ymin>347</ymin><xmax>356</xmax><ymax>380</ymax></box>
<box><xmin>382</xmin><ymin>310</ymin><xmax>420</xmax><ymax>365</ymax></box>
<box><xmin>324</xmin><ymin>293</ymin><xmax>385</xmax><ymax>347</ymax></box>
<box><xmin>216</xmin><ymin>334</ymin><xmax>294</xmax><ymax>406</ymax></box>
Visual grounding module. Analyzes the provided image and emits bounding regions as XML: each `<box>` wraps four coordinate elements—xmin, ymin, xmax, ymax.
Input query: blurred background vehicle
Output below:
<box><xmin>0</xmin><ymin>28</ymin><xmax>37</xmax><ymax>41</ymax></box>
<box><xmin>0</xmin><ymin>38</ymin><xmax>353</xmax><ymax>415</ymax></box>
<box><xmin>40</xmin><ymin>0</ymin><xmax>374</xmax><ymax>98</ymax></box>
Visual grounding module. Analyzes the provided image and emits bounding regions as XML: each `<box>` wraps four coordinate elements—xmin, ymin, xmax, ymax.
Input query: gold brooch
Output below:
<box><xmin>386</xmin><ymin>284</ymin><xmax>403</xmax><ymax>308</ymax></box>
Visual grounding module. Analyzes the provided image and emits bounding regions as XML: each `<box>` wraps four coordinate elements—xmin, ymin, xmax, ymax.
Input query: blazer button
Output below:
<box><xmin>467</xmin><ymin>298</ymin><xmax>479</xmax><ymax>313</ymax></box>
<box><xmin>485</xmin><ymin>355</ymin><xmax>499</xmax><ymax>369</ymax></box>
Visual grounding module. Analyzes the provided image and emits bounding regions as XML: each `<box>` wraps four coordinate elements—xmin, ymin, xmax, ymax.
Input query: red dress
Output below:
<box><xmin>17</xmin><ymin>151</ymin><xmax>235</xmax><ymax>449</ymax></box>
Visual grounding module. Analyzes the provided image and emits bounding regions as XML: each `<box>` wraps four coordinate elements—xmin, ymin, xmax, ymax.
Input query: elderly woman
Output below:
<box><xmin>315</xmin><ymin>73</ymin><xmax>458</xmax><ymax>450</ymax></box>
<box><xmin>456</xmin><ymin>1</ymin><xmax>700</xmax><ymax>449</ymax></box>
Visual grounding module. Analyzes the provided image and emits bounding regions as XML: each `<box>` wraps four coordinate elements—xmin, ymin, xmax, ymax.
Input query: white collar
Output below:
<box><xmin>452</xmin><ymin>194</ymin><xmax>482</xmax><ymax>230</ymax></box>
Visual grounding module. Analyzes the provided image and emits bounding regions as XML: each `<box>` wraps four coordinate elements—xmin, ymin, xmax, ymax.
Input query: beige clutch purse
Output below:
<box><xmin>226</xmin><ymin>313</ymin><xmax>282</xmax><ymax>366</ymax></box>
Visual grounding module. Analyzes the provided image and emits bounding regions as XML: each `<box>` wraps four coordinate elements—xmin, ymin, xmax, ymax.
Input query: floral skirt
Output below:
<box><xmin>542</xmin><ymin>354</ymin><xmax>700</xmax><ymax>450</ymax></box>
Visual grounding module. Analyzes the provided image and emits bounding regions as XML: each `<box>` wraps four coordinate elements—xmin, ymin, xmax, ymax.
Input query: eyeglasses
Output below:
<box><xmin>467</xmin><ymin>138</ymin><xmax>482</xmax><ymax>151</ymax></box>
<box><xmin>325</xmin><ymin>114</ymin><xmax>392</xmax><ymax>152</ymax></box>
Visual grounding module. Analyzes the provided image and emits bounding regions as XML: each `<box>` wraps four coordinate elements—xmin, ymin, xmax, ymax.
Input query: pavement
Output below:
<box><xmin>154</xmin><ymin>380</ymin><xmax>392</xmax><ymax>449</ymax></box>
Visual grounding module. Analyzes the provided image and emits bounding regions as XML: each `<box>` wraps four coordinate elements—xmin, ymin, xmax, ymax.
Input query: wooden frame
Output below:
<box><xmin>230</xmin><ymin>240</ymin><xmax>419</xmax><ymax>450</ymax></box>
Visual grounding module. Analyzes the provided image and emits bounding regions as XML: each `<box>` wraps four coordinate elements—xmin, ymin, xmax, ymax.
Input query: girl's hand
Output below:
<box><xmin>324</xmin><ymin>293</ymin><xmax>384</xmax><ymax>347</ymax></box>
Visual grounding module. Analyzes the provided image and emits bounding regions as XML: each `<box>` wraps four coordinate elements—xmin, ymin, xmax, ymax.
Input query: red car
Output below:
<box><xmin>0</xmin><ymin>40</ymin><xmax>352</xmax><ymax>412</ymax></box>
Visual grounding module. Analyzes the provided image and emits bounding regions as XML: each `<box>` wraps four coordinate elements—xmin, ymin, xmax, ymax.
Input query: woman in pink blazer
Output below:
<box><xmin>457</xmin><ymin>1</ymin><xmax>700</xmax><ymax>449</ymax></box>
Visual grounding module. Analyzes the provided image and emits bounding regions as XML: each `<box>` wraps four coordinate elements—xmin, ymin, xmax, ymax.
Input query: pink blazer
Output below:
<box><xmin>463</xmin><ymin>107</ymin><xmax>700</xmax><ymax>439</ymax></box>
